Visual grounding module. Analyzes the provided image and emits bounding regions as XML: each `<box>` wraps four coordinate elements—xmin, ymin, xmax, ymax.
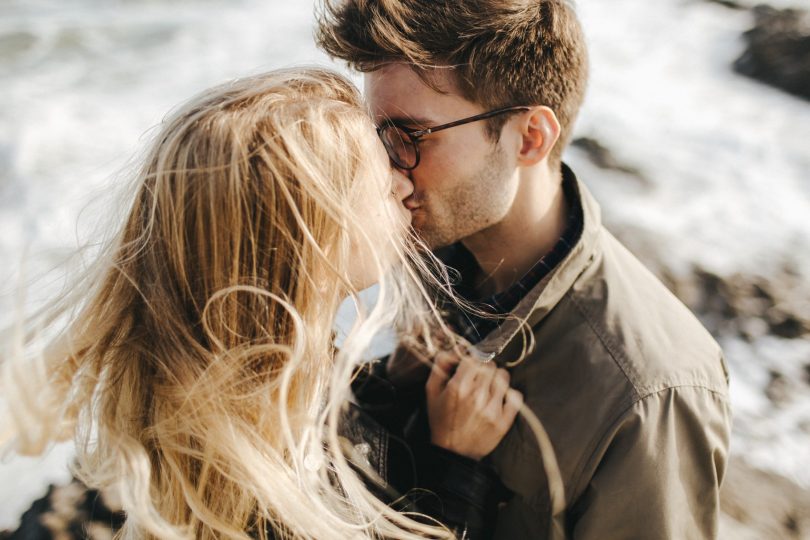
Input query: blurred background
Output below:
<box><xmin>1</xmin><ymin>0</ymin><xmax>809</xmax><ymax>538</ymax></box>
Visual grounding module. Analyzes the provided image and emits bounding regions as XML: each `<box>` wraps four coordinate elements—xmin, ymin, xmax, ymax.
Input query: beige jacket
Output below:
<box><xmin>475</xmin><ymin>174</ymin><xmax>732</xmax><ymax>539</ymax></box>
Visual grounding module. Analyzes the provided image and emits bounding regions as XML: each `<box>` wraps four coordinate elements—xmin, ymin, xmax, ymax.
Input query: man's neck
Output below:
<box><xmin>462</xmin><ymin>163</ymin><xmax>568</xmax><ymax>297</ymax></box>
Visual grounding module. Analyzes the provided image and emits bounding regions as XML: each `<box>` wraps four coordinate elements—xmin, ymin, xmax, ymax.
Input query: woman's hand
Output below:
<box><xmin>425</xmin><ymin>351</ymin><xmax>523</xmax><ymax>461</ymax></box>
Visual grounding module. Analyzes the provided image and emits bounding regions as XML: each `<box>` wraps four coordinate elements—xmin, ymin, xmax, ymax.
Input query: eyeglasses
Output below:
<box><xmin>376</xmin><ymin>105</ymin><xmax>531</xmax><ymax>170</ymax></box>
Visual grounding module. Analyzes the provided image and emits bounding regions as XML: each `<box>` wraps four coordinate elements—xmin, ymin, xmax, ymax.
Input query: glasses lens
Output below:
<box><xmin>379</xmin><ymin>125</ymin><xmax>417</xmax><ymax>169</ymax></box>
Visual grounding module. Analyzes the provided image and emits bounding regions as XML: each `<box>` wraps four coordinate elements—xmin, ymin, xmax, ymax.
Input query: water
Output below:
<box><xmin>1</xmin><ymin>0</ymin><xmax>809</xmax><ymax>530</ymax></box>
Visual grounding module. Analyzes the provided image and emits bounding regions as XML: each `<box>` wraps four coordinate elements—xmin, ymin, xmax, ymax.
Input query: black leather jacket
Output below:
<box><xmin>348</xmin><ymin>362</ymin><xmax>507</xmax><ymax>539</ymax></box>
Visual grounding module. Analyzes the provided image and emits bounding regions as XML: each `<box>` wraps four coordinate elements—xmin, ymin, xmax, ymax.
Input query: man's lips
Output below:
<box><xmin>403</xmin><ymin>196</ymin><xmax>421</xmax><ymax>211</ymax></box>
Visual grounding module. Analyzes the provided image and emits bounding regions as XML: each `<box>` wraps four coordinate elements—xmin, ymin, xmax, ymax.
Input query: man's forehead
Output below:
<box><xmin>366</xmin><ymin>63</ymin><xmax>457</xmax><ymax>89</ymax></box>
<box><xmin>363</xmin><ymin>64</ymin><xmax>467</xmax><ymax>123</ymax></box>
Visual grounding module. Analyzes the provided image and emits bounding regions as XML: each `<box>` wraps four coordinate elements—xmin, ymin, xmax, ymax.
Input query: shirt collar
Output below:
<box><xmin>435</xmin><ymin>163</ymin><xmax>604</xmax><ymax>359</ymax></box>
<box><xmin>477</xmin><ymin>163</ymin><xmax>604</xmax><ymax>360</ymax></box>
<box><xmin>437</xmin><ymin>165</ymin><xmax>585</xmax><ymax>343</ymax></box>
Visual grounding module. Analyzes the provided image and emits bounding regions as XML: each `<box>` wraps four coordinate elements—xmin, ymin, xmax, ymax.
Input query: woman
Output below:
<box><xmin>1</xmin><ymin>68</ymin><xmax>522</xmax><ymax>539</ymax></box>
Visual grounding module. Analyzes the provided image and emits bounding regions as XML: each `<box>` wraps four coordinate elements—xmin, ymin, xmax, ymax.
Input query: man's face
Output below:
<box><xmin>364</xmin><ymin>64</ymin><xmax>519</xmax><ymax>249</ymax></box>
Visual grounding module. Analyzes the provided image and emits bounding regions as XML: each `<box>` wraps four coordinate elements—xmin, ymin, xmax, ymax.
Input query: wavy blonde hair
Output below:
<box><xmin>1</xmin><ymin>68</ymin><xmax>461</xmax><ymax>539</ymax></box>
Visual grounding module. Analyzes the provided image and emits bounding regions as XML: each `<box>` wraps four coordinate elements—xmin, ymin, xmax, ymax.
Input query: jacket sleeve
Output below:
<box><xmin>567</xmin><ymin>386</ymin><xmax>731</xmax><ymax>540</ymax></box>
<box><xmin>405</xmin><ymin>442</ymin><xmax>504</xmax><ymax>540</ymax></box>
<box><xmin>351</xmin><ymin>359</ymin><xmax>506</xmax><ymax>539</ymax></box>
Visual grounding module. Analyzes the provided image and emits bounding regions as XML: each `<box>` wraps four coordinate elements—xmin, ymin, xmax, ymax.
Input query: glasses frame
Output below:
<box><xmin>376</xmin><ymin>105</ymin><xmax>532</xmax><ymax>170</ymax></box>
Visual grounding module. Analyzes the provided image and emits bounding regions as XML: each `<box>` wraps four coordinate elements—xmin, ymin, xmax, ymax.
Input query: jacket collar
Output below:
<box><xmin>475</xmin><ymin>164</ymin><xmax>604</xmax><ymax>360</ymax></box>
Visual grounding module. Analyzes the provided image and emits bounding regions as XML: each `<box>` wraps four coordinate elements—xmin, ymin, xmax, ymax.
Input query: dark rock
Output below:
<box><xmin>765</xmin><ymin>369</ymin><xmax>792</xmax><ymax>405</ymax></box>
<box><xmin>571</xmin><ymin>137</ymin><xmax>649</xmax><ymax>187</ymax></box>
<box><xmin>804</xmin><ymin>363</ymin><xmax>810</xmax><ymax>384</ymax></box>
<box><xmin>767</xmin><ymin>311</ymin><xmax>808</xmax><ymax>339</ymax></box>
<box><xmin>0</xmin><ymin>479</ymin><xmax>125</xmax><ymax>539</ymax></box>
<box><xmin>704</xmin><ymin>0</ymin><xmax>747</xmax><ymax>10</ymax></box>
<box><xmin>734</xmin><ymin>5</ymin><xmax>810</xmax><ymax>101</ymax></box>
<box><xmin>662</xmin><ymin>265</ymin><xmax>810</xmax><ymax>341</ymax></box>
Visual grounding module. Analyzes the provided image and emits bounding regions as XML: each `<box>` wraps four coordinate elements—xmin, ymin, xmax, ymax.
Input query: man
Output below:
<box><xmin>318</xmin><ymin>0</ymin><xmax>732</xmax><ymax>539</ymax></box>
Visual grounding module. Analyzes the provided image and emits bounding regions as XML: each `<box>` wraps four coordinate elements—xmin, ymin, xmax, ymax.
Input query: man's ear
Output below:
<box><xmin>517</xmin><ymin>107</ymin><xmax>561</xmax><ymax>166</ymax></box>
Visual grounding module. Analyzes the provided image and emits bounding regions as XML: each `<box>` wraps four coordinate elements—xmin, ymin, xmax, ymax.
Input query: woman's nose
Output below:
<box><xmin>392</xmin><ymin>169</ymin><xmax>414</xmax><ymax>201</ymax></box>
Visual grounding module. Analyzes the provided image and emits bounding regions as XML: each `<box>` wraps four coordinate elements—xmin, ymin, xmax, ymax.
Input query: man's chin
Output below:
<box><xmin>410</xmin><ymin>211</ymin><xmax>461</xmax><ymax>250</ymax></box>
<box><xmin>411</xmin><ymin>224</ymin><xmax>437</xmax><ymax>250</ymax></box>
<box><xmin>414</xmin><ymin>226</ymin><xmax>455</xmax><ymax>251</ymax></box>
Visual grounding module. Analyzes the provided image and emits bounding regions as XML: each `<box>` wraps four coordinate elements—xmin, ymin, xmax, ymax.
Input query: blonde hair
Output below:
<box><xmin>1</xmin><ymin>68</ymin><xmax>459</xmax><ymax>539</ymax></box>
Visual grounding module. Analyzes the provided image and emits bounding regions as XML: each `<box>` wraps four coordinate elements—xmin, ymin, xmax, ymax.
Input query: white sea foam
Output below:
<box><xmin>1</xmin><ymin>0</ymin><xmax>809</xmax><ymax>530</ymax></box>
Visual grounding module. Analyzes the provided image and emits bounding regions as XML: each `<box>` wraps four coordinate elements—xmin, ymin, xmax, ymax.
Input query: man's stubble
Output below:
<box><xmin>418</xmin><ymin>142</ymin><xmax>514</xmax><ymax>250</ymax></box>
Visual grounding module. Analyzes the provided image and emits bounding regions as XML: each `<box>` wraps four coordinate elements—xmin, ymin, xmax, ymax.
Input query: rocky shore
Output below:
<box><xmin>1</xmin><ymin>0</ymin><xmax>808</xmax><ymax>536</ymax></box>
<box><xmin>703</xmin><ymin>1</ymin><xmax>810</xmax><ymax>100</ymax></box>
<box><xmin>733</xmin><ymin>5</ymin><xmax>810</xmax><ymax>101</ymax></box>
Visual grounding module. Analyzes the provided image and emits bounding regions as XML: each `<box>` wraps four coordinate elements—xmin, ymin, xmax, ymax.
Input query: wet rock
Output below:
<box><xmin>704</xmin><ymin>0</ymin><xmax>747</xmax><ymax>10</ymax></box>
<box><xmin>663</xmin><ymin>265</ymin><xmax>810</xmax><ymax>341</ymax></box>
<box><xmin>765</xmin><ymin>369</ymin><xmax>792</xmax><ymax>406</ymax></box>
<box><xmin>767</xmin><ymin>311</ymin><xmax>807</xmax><ymax>339</ymax></box>
<box><xmin>570</xmin><ymin>137</ymin><xmax>649</xmax><ymax>187</ymax></box>
<box><xmin>669</xmin><ymin>268</ymin><xmax>751</xmax><ymax>336</ymax></box>
<box><xmin>0</xmin><ymin>478</ymin><xmax>124</xmax><ymax>539</ymax></box>
<box><xmin>734</xmin><ymin>5</ymin><xmax>810</xmax><ymax>101</ymax></box>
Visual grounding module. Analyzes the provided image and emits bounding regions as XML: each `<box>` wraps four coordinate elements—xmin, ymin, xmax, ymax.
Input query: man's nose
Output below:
<box><xmin>392</xmin><ymin>169</ymin><xmax>414</xmax><ymax>201</ymax></box>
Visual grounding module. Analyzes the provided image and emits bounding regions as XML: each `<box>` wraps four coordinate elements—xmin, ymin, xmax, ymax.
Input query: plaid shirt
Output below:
<box><xmin>436</xmin><ymin>163</ymin><xmax>584</xmax><ymax>344</ymax></box>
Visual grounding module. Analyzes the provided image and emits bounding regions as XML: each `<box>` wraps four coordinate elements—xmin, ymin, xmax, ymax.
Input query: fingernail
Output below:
<box><xmin>468</xmin><ymin>347</ymin><xmax>496</xmax><ymax>361</ymax></box>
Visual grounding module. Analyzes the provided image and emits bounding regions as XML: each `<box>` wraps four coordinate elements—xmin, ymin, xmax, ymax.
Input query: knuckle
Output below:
<box><xmin>471</xmin><ymin>373</ymin><xmax>488</xmax><ymax>388</ymax></box>
<box><xmin>492</xmin><ymin>374</ymin><xmax>509</xmax><ymax>394</ymax></box>
<box><xmin>484</xmin><ymin>409</ymin><xmax>499</xmax><ymax>424</ymax></box>
<box><xmin>445</xmin><ymin>379</ymin><xmax>462</xmax><ymax>397</ymax></box>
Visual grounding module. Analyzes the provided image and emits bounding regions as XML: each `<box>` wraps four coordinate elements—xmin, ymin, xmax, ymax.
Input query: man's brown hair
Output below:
<box><xmin>316</xmin><ymin>0</ymin><xmax>589</xmax><ymax>166</ymax></box>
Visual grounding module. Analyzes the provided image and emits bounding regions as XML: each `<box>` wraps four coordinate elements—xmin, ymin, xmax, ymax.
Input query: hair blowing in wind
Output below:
<box><xmin>0</xmin><ymin>68</ymin><xmax>462</xmax><ymax>540</ymax></box>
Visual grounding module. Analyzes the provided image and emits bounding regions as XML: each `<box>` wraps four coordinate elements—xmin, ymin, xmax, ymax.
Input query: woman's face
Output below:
<box><xmin>347</xmin><ymin>138</ymin><xmax>414</xmax><ymax>290</ymax></box>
